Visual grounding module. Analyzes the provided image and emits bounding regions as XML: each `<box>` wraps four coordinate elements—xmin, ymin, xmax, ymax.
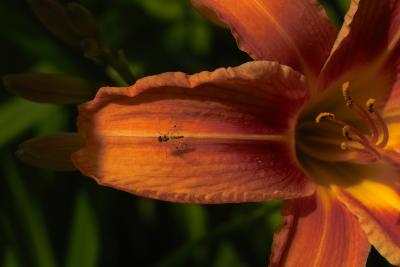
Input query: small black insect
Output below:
<box><xmin>157</xmin><ymin>125</ymin><xmax>184</xmax><ymax>143</ymax></box>
<box><xmin>157</xmin><ymin>134</ymin><xmax>184</xmax><ymax>143</ymax></box>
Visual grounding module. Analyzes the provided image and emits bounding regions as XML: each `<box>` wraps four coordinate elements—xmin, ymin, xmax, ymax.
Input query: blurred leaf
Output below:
<box><xmin>189</xmin><ymin>20</ymin><xmax>212</xmax><ymax>55</ymax></box>
<box><xmin>157</xmin><ymin>203</ymin><xmax>280</xmax><ymax>267</ymax></box>
<box><xmin>171</xmin><ymin>204</ymin><xmax>207</xmax><ymax>241</ymax></box>
<box><xmin>105</xmin><ymin>66</ymin><xmax>126</xmax><ymax>86</ymax></box>
<box><xmin>213</xmin><ymin>242</ymin><xmax>247</xmax><ymax>267</ymax></box>
<box><xmin>338</xmin><ymin>0</ymin><xmax>351</xmax><ymax>13</ymax></box>
<box><xmin>35</xmin><ymin>107</ymin><xmax>69</xmax><ymax>135</ymax></box>
<box><xmin>16</xmin><ymin>132</ymin><xmax>83</xmax><ymax>171</ymax></box>
<box><xmin>27</xmin><ymin>0</ymin><xmax>79</xmax><ymax>46</ymax></box>
<box><xmin>64</xmin><ymin>191</ymin><xmax>99</xmax><ymax>267</ymax></box>
<box><xmin>0</xmin><ymin>98</ymin><xmax>62</xmax><ymax>147</ymax></box>
<box><xmin>265</xmin><ymin>204</ymin><xmax>282</xmax><ymax>231</ymax></box>
<box><xmin>2</xmin><ymin>154</ymin><xmax>57</xmax><ymax>267</ymax></box>
<box><xmin>183</xmin><ymin>205</ymin><xmax>207</xmax><ymax>241</ymax></box>
<box><xmin>3</xmin><ymin>73</ymin><xmax>97</xmax><ymax>104</ymax></box>
<box><xmin>319</xmin><ymin>0</ymin><xmax>349</xmax><ymax>26</ymax></box>
<box><xmin>2</xmin><ymin>248</ymin><xmax>22</xmax><ymax>267</ymax></box>
<box><xmin>137</xmin><ymin>198</ymin><xmax>157</xmax><ymax>225</ymax></box>
<box><xmin>133</xmin><ymin>0</ymin><xmax>184</xmax><ymax>21</ymax></box>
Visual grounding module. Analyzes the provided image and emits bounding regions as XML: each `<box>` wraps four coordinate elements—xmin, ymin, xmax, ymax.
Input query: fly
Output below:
<box><xmin>157</xmin><ymin>124</ymin><xmax>195</xmax><ymax>156</ymax></box>
<box><xmin>157</xmin><ymin>125</ymin><xmax>184</xmax><ymax>143</ymax></box>
<box><xmin>158</xmin><ymin>134</ymin><xmax>184</xmax><ymax>143</ymax></box>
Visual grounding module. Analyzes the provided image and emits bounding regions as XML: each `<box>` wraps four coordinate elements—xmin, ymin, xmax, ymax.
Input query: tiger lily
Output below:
<box><xmin>71</xmin><ymin>0</ymin><xmax>400</xmax><ymax>266</ymax></box>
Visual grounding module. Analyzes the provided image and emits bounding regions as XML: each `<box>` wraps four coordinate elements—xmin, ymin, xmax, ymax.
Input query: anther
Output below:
<box><xmin>342</xmin><ymin>81</ymin><xmax>353</xmax><ymax>108</ymax></box>
<box><xmin>340</xmin><ymin>142</ymin><xmax>348</xmax><ymax>150</ymax></box>
<box><xmin>342</xmin><ymin>82</ymin><xmax>379</xmax><ymax>143</ymax></box>
<box><xmin>342</xmin><ymin>126</ymin><xmax>353</xmax><ymax>141</ymax></box>
<box><xmin>366</xmin><ymin>98</ymin><xmax>376</xmax><ymax>113</ymax></box>
<box><xmin>315</xmin><ymin>112</ymin><xmax>335</xmax><ymax>123</ymax></box>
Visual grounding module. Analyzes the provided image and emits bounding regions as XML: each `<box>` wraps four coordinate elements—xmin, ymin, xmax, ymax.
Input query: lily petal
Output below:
<box><xmin>72</xmin><ymin>61</ymin><xmax>315</xmax><ymax>203</ymax></box>
<box><xmin>270</xmin><ymin>188</ymin><xmax>370</xmax><ymax>267</ymax></box>
<box><xmin>321</xmin><ymin>0</ymin><xmax>399</xmax><ymax>88</ymax></box>
<box><xmin>191</xmin><ymin>0</ymin><xmax>337</xmax><ymax>78</ymax></box>
<box><xmin>333</xmin><ymin>181</ymin><xmax>400</xmax><ymax>265</ymax></box>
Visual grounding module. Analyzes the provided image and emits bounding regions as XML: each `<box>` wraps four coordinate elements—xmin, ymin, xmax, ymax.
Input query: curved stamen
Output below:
<box><xmin>366</xmin><ymin>99</ymin><xmax>389</xmax><ymax>148</ymax></box>
<box><xmin>310</xmin><ymin>82</ymin><xmax>390</xmax><ymax>164</ymax></box>
<box><xmin>342</xmin><ymin>82</ymin><xmax>380</xmax><ymax>143</ymax></box>
<box><xmin>316</xmin><ymin>112</ymin><xmax>381</xmax><ymax>159</ymax></box>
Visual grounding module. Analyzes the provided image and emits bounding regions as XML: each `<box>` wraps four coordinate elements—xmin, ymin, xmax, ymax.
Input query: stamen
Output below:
<box><xmin>342</xmin><ymin>82</ymin><xmax>353</xmax><ymax>108</ymax></box>
<box><xmin>309</xmin><ymin>83</ymin><xmax>390</xmax><ymax>164</ymax></box>
<box><xmin>315</xmin><ymin>112</ymin><xmax>335</xmax><ymax>123</ymax></box>
<box><xmin>315</xmin><ymin>112</ymin><xmax>381</xmax><ymax>160</ymax></box>
<box><xmin>366</xmin><ymin>98</ymin><xmax>375</xmax><ymax>113</ymax></box>
<box><xmin>342</xmin><ymin>126</ymin><xmax>352</xmax><ymax>140</ymax></box>
<box><xmin>342</xmin><ymin>82</ymin><xmax>379</xmax><ymax>143</ymax></box>
<box><xmin>366</xmin><ymin>98</ymin><xmax>389</xmax><ymax>148</ymax></box>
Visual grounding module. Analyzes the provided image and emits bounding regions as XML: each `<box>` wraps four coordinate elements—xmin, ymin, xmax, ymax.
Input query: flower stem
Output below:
<box><xmin>99</xmin><ymin>47</ymin><xmax>136</xmax><ymax>85</ymax></box>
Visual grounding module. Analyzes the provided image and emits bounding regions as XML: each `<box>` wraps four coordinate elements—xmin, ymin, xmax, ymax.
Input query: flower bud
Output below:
<box><xmin>3</xmin><ymin>73</ymin><xmax>98</xmax><ymax>104</ymax></box>
<box><xmin>67</xmin><ymin>3</ymin><xmax>100</xmax><ymax>40</ymax></box>
<box><xmin>27</xmin><ymin>0</ymin><xmax>80</xmax><ymax>46</ymax></box>
<box><xmin>16</xmin><ymin>133</ymin><xmax>84</xmax><ymax>171</ymax></box>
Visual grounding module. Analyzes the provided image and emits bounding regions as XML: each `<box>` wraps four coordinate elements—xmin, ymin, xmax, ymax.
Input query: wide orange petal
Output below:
<box><xmin>191</xmin><ymin>0</ymin><xmax>337</xmax><ymax>78</ymax></box>
<box><xmin>321</xmin><ymin>0</ymin><xmax>400</xmax><ymax>88</ymax></box>
<box><xmin>333</xmin><ymin>180</ymin><xmax>400</xmax><ymax>265</ymax></box>
<box><xmin>270</xmin><ymin>187</ymin><xmax>370</xmax><ymax>267</ymax></box>
<box><xmin>72</xmin><ymin>61</ymin><xmax>315</xmax><ymax>203</ymax></box>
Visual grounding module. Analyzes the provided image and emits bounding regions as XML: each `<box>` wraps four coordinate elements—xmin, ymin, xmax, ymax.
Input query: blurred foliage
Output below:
<box><xmin>0</xmin><ymin>0</ymin><xmax>394</xmax><ymax>266</ymax></box>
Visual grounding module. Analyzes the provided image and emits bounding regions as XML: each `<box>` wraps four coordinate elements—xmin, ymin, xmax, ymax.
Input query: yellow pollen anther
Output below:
<box><xmin>342</xmin><ymin>81</ymin><xmax>353</xmax><ymax>108</ymax></box>
<box><xmin>340</xmin><ymin>142</ymin><xmax>348</xmax><ymax>150</ymax></box>
<box><xmin>366</xmin><ymin>98</ymin><xmax>376</xmax><ymax>113</ymax></box>
<box><xmin>315</xmin><ymin>112</ymin><xmax>335</xmax><ymax>123</ymax></box>
<box><xmin>342</xmin><ymin>126</ymin><xmax>353</xmax><ymax>140</ymax></box>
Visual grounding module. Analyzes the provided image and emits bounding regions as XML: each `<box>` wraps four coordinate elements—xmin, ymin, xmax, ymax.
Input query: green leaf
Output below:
<box><xmin>2</xmin><ymin>154</ymin><xmax>58</xmax><ymax>267</ymax></box>
<box><xmin>2</xmin><ymin>248</ymin><xmax>22</xmax><ymax>267</ymax></box>
<box><xmin>213</xmin><ymin>242</ymin><xmax>246</xmax><ymax>267</ymax></box>
<box><xmin>64</xmin><ymin>191</ymin><xmax>99</xmax><ymax>267</ymax></box>
<box><xmin>0</xmin><ymin>98</ymin><xmax>62</xmax><ymax>147</ymax></box>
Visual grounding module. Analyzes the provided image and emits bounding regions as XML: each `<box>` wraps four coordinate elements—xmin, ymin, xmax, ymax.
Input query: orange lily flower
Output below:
<box><xmin>72</xmin><ymin>0</ymin><xmax>400</xmax><ymax>266</ymax></box>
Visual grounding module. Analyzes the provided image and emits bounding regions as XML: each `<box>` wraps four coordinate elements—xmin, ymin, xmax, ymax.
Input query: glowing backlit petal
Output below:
<box><xmin>191</xmin><ymin>0</ymin><xmax>337</xmax><ymax>77</ymax></box>
<box><xmin>270</xmin><ymin>188</ymin><xmax>370</xmax><ymax>267</ymax></box>
<box><xmin>333</xmin><ymin>181</ymin><xmax>400</xmax><ymax>265</ymax></box>
<box><xmin>72</xmin><ymin>61</ymin><xmax>315</xmax><ymax>203</ymax></box>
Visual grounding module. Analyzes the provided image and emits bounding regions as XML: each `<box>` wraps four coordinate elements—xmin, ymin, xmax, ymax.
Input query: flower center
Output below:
<box><xmin>311</xmin><ymin>82</ymin><xmax>389</xmax><ymax>164</ymax></box>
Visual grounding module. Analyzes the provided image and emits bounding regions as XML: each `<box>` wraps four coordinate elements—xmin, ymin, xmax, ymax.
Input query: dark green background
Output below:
<box><xmin>0</xmin><ymin>0</ymin><xmax>394</xmax><ymax>266</ymax></box>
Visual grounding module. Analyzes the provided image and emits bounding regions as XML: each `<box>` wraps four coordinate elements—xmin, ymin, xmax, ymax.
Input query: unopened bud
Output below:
<box><xmin>67</xmin><ymin>3</ymin><xmax>100</xmax><ymax>40</ymax></box>
<box><xmin>3</xmin><ymin>73</ymin><xmax>97</xmax><ymax>104</ymax></box>
<box><xmin>16</xmin><ymin>132</ymin><xmax>84</xmax><ymax>171</ymax></box>
<box><xmin>27</xmin><ymin>0</ymin><xmax>80</xmax><ymax>46</ymax></box>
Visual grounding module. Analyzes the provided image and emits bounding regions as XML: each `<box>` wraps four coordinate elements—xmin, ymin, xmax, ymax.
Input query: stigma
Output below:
<box><xmin>315</xmin><ymin>82</ymin><xmax>389</xmax><ymax>163</ymax></box>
